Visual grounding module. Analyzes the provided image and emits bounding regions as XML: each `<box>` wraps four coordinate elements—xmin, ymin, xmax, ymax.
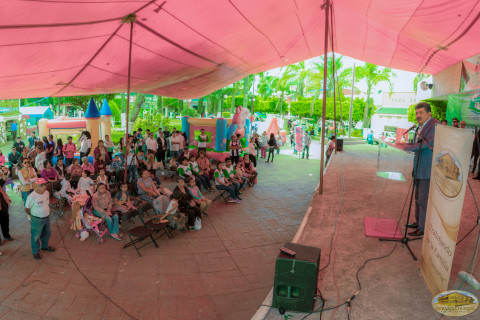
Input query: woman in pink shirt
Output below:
<box><xmin>63</xmin><ymin>136</ymin><xmax>77</xmax><ymax>166</ymax></box>
<box><xmin>0</xmin><ymin>151</ymin><xmax>5</xmax><ymax>166</ymax></box>
<box><xmin>81</xmin><ymin>157</ymin><xmax>95</xmax><ymax>174</ymax></box>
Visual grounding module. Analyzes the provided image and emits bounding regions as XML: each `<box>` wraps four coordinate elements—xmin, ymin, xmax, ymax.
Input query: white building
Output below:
<box><xmin>370</xmin><ymin>92</ymin><xmax>416</xmax><ymax>134</ymax></box>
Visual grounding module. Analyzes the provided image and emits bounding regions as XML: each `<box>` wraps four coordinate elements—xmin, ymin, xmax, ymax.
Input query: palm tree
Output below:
<box><xmin>355</xmin><ymin>63</ymin><xmax>396</xmax><ymax>128</ymax></box>
<box><xmin>286</xmin><ymin>61</ymin><xmax>310</xmax><ymax>99</ymax></box>
<box><xmin>273</xmin><ymin>68</ymin><xmax>295</xmax><ymax>114</ymax></box>
<box><xmin>257</xmin><ymin>72</ymin><xmax>276</xmax><ymax>99</ymax></box>
<box><xmin>305</xmin><ymin>55</ymin><xmax>352</xmax><ymax>117</ymax></box>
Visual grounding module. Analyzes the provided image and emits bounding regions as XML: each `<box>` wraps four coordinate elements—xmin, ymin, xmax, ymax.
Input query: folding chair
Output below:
<box><xmin>137</xmin><ymin>203</ymin><xmax>173</xmax><ymax>239</ymax></box>
<box><xmin>121</xmin><ymin>209</ymin><xmax>158</xmax><ymax>257</ymax></box>
<box><xmin>46</xmin><ymin>181</ymin><xmax>65</xmax><ymax>217</ymax></box>
<box><xmin>213</xmin><ymin>186</ymin><xmax>230</xmax><ymax>203</ymax></box>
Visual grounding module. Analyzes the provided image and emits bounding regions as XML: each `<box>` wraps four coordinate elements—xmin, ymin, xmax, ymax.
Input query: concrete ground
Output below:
<box><xmin>0</xmin><ymin>145</ymin><xmax>321</xmax><ymax>320</ymax></box>
<box><xmin>263</xmin><ymin>144</ymin><xmax>480</xmax><ymax>320</ymax></box>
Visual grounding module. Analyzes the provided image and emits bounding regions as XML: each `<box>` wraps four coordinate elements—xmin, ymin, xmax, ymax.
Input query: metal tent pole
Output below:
<box><xmin>348</xmin><ymin>63</ymin><xmax>355</xmax><ymax>138</ymax></box>
<box><xmin>123</xmin><ymin>14</ymin><xmax>136</xmax><ymax>183</ymax></box>
<box><xmin>319</xmin><ymin>1</ymin><xmax>330</xmax><ymax>195</ymax></box>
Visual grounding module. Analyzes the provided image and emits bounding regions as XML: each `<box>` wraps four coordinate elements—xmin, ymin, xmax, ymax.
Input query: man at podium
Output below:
<box><xmin>395</xmin><ymin>102</ymin><xmax>439</xmax><ymax>236</ymax></box>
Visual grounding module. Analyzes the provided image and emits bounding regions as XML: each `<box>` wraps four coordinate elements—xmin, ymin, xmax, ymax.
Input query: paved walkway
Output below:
<box><xmin>263</xmin><ymin>144</ymin><xmax>480</xmax><ymax>320</ymax></box>
<box><xmin>0</xmin><ymin>146</ymin><xmax>320</xmax><ymax>320</ymax></box>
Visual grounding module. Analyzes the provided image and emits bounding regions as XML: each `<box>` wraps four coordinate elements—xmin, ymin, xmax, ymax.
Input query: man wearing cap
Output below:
<box><xmin>25</xmin><ymin>178</ymin><xmax>55</xmax><ymax>260</ymax></box>
<box><xmin>198</xmin><ymin>128</ymin><xmax>208</xmax><ymax>155</ymax></box>
<box><xmin>452</xmin><ymin>117</ymin><xmax>459</xmax><ymax>128</ymax></box>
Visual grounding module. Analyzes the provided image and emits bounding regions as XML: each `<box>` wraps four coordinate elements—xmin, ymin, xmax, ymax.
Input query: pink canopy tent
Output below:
<box><xmin>1</xmin><ymin>0</ymin><xmax>480</xmax><ymax>100</ymax></box>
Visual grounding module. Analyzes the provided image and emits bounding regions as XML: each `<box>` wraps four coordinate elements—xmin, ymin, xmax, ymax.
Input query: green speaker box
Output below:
<box><xmin>272</xmin><ymin>242</ymin><xmax>321</xmax><ymax>312</ymax></box>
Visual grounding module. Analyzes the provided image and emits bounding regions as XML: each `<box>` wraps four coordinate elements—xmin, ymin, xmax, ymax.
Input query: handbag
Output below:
<box><xmin>194</xmin><ymin>216</ymin><xmax>202</xmax><ymax>230</ymax></box>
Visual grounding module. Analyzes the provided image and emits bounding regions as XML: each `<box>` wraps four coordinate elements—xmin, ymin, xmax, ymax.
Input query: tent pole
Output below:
<box><xmin>348</xmin><ymin>63</ymin><xmax>355</xmax><ymax>138</ymax></box>
<box><xmin>319</xmin><ymin>1</ymin><xmax>330</xmax><ymax>195</ymax></box>
<box><xmin>123</xmin><ymin>14</ymin><xmax>136</xmax><ymax>183</ymax></box>
<box><xmin>332</xmin><ymin>52</ymin><xmax>337</xmax><ymax>153</ymax></box>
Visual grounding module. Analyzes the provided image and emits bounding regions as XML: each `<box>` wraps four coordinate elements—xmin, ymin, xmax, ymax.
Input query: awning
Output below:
<box><xmin>1</xmin><ymin>0</ymin><xmax>480</xmax><ymax>99</ymax></box>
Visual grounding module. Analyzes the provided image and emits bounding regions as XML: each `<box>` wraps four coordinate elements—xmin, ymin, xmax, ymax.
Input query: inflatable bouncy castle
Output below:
<box><xmin>182</xmin><ymin>106</ymin><xmax>251</xmax><ymax>161</ymax></box>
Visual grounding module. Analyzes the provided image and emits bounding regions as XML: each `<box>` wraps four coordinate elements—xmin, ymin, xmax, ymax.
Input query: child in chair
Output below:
<box><xmin>96</xmin><ymin>168</ymin><xmax>109</xmax><ymax>190</ymax></box>
<box><xmin>56</xmin><ymin>174</ymin><xmax>75</xmax><ymax>204</ymax></box>
<box><xmin>77</xmin><ymin>170</ymin><xmax>94</xmax><ymax>196</ymax></box>
<box><xmin>112</xmin><ymin>183</ymin><xmax>136</xmax><ymax>213</ymax></box>
<box><xmin>154</xmin><ymin>193</ymin><xmax>187</xmax><ymax>232</ymax></box>
<box><xmin>186</xmin><ymin>177</ymin><xmax>211</xmax><ymax>216</ymax></box>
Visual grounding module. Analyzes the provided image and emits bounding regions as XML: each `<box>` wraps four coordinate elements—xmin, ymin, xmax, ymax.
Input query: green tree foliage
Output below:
<box><xmin>413</xmin><ymin>74</ymin><xmax>428</xmax><ymax>93</ymax></box>
<box><xmin>407</xmin><ymin>100</ymin><xmax>447</xmax><ymax>122</ymax></box>
<box><xmin>355</xmin><ymin>63</ymin><xmax>396</xmax><ymax>128</ymax></box>
<box><xmin>134</xmin><ymin>113</ymin><xmax>170</xmax><ymax>133</ymax></box>
<box><xmin>107</xmin><ymin>100</ymin><xmax>121</xmax><ymax>121</ymax></box>
<box><xmin>62</xmin><ymin>94</ymin><xmax>115</xmax><ymax>112</ymax></box>
<box><xmin>290</xmin><ymin>97</ymin><xmax>367</xmax><ymax>125</ymax></box>
<box><xmin>253</xmin><ymin>97</ymin><xmax>288</xmax><ymax>114</ymax></box>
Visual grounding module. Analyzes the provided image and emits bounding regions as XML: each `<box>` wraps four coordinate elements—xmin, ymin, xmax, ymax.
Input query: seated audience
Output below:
<box><xmin>186</xmin><ymin>177</ymin><xmax>211</xmax><ymax>216</ymax></box>
<box><xmin>224</xmin><ymin>157</ymin><xmax>246</xmax><ymax>191</ymax></box>
<box><xmin>112</xmin><ymin>183</ymin><xmax>136</xmax><ymax>213</ymax></box>
<box><xmin>56</xmin><ymin>174</ymin><xmax>75</xmax><ymax>204</ymax></box>
<box><xmin>238</xmin><ymin>154</ymin><xmax>257</xmax><ymax>186</ymax></box>
<box><xmin>68</xmin><ymin>157</ymin><xmax>83</xmax><ymax>189</ymax></box>
<box><xmin>196</xmin><ymin>151</ymin><xmax>213</xmax><ymax>179</ymax></box>
<box><xmin>94</xmin><ymin>154</ymin><xmax>107</xmax><ymax>174</ymax></box>
<box><xmin>93</xmin><ymin>140</ymin><xmax>110</xmax><ymax>162</ymax></box>
<box><xmin>172</xmin><ymin>178</ymin><xmax>202</xmax><ymax>231</ymax></box>
<box><xmin>168</xmin><ymin>155</ymin><xmax>178</xmax><ymax>171</ymax></box>
<box><xmin>92</xmin><ymin>183</ymin><xmax>121</xmax><ymax>241</ymax></box>
<box><xmin>41</xmin><ymin>160</ymin><xmax>58</xmax><ymax>182</ymax></box>
<box><xmin>55</xmin><ymin>158</ymin><xmax>68</xmax><ymax>179</ymax></box>
<box><xmin>81</xmin><ymin>156</ymin><xmax>94</xmax><ymax>174</ymax></box>
<box><xmin>96</xmin><ymin>168</ymin><xmax>109</xmax><ymax>190</ymax></box>
<box><xmin>214</xmin><ymin>161</ymin><xmax>241</xmax><ymax>203</ymax></box>
<box><xmin>177</xmin><ymin>156</ymin><xmax>203</xmax><ymax>191</ymax></box>
<box><xmin>153</xmin><ymin>193</ymin><xmax>187</xmax><ymax>232</ymax></box>
<box><xmin>189</xmin><ymin>154</ymin><xmax>213</xmax><ymax>192</ymax></box>
<box><xmin>77</xmin><ymin>170</ymin><xmax>94</xmax><ymax>196</ymax></box>
<box><xmin>137</xmin><ymin>169</ymin><xmax>170</xmax><ymax>212</ymax></box>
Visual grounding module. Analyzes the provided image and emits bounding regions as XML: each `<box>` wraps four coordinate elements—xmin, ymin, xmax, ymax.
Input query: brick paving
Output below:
<box><xmin>264</xmin><ymin>144</ymin><xmax>480</xmax><ymax>320</ymax></box>
<box><xmin>0</xmin><ymin>147</ymin><xmax>320</xmax><ymax>320</ymax></box>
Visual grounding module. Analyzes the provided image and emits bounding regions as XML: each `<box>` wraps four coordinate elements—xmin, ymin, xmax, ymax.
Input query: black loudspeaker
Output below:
<box><xmin>336</xmin><ymin>138</ymin><xmax>344</xmax><ymax>151</ymax></box>
<box><xmin>272</xmin><ymin>242</ymin><xmax>321</xmax><ymax>312</ymax></box>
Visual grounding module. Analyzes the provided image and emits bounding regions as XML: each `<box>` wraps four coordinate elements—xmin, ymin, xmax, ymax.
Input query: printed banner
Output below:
<box><xmin>420</xmin><ymin>125</ymin><xmax>474</xmax><ymax>296</ymax></box>
<box><xmin>295</xmin><ymin>126</ymin><xmax>303</xmax><ymax>153</ymax></box>
<box><xmin>447</xmin><ymin>92</ymin><xmax>480</xmax><ymax>126</ymax></box>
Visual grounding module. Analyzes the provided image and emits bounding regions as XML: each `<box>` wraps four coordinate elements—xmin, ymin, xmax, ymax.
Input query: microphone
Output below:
<box><xmin>405</xmin><ymin>124</ymin><xmax>417</xmax><ymax>133</ymax></box>
<box><xmin>402</xmin><ymin>124</ymin><xmax>417</xmax><ymax>141</ymax></box>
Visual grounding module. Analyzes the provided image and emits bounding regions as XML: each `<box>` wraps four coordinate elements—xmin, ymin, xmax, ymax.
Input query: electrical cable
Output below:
<box><xmin>457</xmin><ymin>180</ymin><xmax>480</xmax><ymax>245</ymax></box>
<box><xmin>54</xmin><ymin>217</ymin><xmax>139</xmax><ymax>320</ymax></box>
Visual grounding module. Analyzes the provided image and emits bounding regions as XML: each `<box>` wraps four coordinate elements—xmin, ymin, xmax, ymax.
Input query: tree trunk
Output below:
<box><xmin>127</xmin><ymin>93</ymin><xmax>146</xmax><ymax>134</ymax></box>
<box><xmin>362</xmin><ymin>85</ymin><xmax>372</xmax><ymax>129</ymax></box>
<box><xmin>156</xmin><ymin>96</ymin><xmax>163</xmax><ymax>113</ymax></box>
<box><xmin>178</xmin><ymin>99</ymin><xmax>184</xmax><ymax>115</ymax></box>
<box><xmin>231</xmin><ymin>87</ymin><xmax>238</xmax><ymax>112</ymax></box>
<box><xmin>310</xmin><ymin>89</ymin><xmax>321</xmax><ymax>117</ymax></box>
<box><xmin>198</xmin><ymin>97</ymin><xmax>205</xmax><ymax>116</ymax></box>
<box><xmin>243</xmin><ymin>76</ymin><xmax>250</xmax><ymax>109</ymax></box>
<box><xmin>121</xmin><ymin>93</ymin><xmax>126</xmax><ymax>113</ymax></box>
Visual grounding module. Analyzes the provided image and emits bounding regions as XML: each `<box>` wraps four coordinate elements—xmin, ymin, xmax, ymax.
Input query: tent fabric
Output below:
<box><xmin>1</xmin><ymin>0</ymin><xmax>480</xmax><ymax>100</ymax></box>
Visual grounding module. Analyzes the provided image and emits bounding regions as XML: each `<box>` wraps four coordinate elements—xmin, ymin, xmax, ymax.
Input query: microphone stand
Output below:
<box><xmin>379</xmin><ymin>133</ymin><xmax>428</xmax><ymax>261</ymax></box>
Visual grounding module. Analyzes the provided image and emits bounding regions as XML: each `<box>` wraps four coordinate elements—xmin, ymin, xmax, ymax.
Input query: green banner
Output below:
<box><xmin>447</xmin><ymin>91</ymin><xmax>480</xmax><ymax>125</ymax></box>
